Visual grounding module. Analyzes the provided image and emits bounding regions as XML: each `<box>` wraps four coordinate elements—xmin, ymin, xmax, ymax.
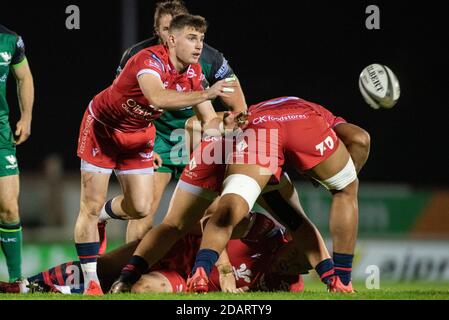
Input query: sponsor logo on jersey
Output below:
<box><xmin>234</xmin><ymin>263</ymin><xmax>253</xmax><ymax>284</ymax></box>
<box><xmin>16</xmin><ymin>37</ymin><xmax>24</xmax><ymax>49</ymax></box>
<box><xmin>5</xmin><ymin>155</ymin><xmax>18</xmax><ymax>169</ymax></box>
<box><xmin>139</xmin><ymin>151</ymin><xmax>153</xmax><ymax>161</ymax></box>
<box><xmin>252</xmin><ymin>113</ymin><xmax>308</xmax><ymax>125</ymax></box>
<box><xmin>145</xmin><ymin>58</ymin><xmax>163</xmax><ymax>72</ymax></box>
<box><xmin>0</xmin><ymin>74</ymin><xmax>7</xmax><ymax>82</ymax></box>
<box><xmin>0</xmin><ymin>52</ymin><xmax>12</xmax><ymax>66</ymax></box>
<box><xmin>0</xmin><ymin>237</ymin><xmax>17</xmax><ymax>243</ymax></box>
<box><xmin>187</xmin><ymin>66</ymin><xmax>197</xmax><ymax>79</ymax></box>
<box><xmin>92</xmin><ymin>148</ymin><xmax>99</xmax><ymax>157</ymax></box>
<box><xmin>150</xmin><ymin>54</ymin><xmax>165</xmax><ymax>72</ymax></box>
<box><xmin>121</xmin><ymin>99</ymin><xmax>162</xmax><ymax>121</ymax></box>
<box><xmin>215</xmin><ymin>58</ymin><xmax>230</xmax><ymax>79</ymax></box>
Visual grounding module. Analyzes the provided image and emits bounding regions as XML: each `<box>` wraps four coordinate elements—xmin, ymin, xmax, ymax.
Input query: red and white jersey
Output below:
<box><xmin>249</xmin><ymin>96</ymin><xmax>346</xmax><ymax>128</ymax></box>
<box><xmin>90</xmin><ymin>45</ymin><xmax>204</xmax><ymax>132</ymax></box>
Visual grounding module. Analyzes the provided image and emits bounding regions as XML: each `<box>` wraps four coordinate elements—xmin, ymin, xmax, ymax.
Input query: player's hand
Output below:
<box><xmin>223</xmin><ymin>110</ymin><xmax>250</xmax><ymax>131</ymax></box>
<box><xmin>206</xmin><ymin>77</ymin><xmax>237</xmax><ymax>100</ymax></box>
<box><xmin>153</xmin><ymin>152</ymin><xmax>163</xmax><ymax>170</ymax></box>
<box><xmin>218</xmin><ymin>269</ymin><xmax>249</xmax><ymax>293</ymax></box>
<box><xmin>15</xmin><ymin>118</ymin><xmax>31</xmax><ymax>145</ymax></box>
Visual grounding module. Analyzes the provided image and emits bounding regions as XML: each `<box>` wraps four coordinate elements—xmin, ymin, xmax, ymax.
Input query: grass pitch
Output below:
<box><xmin>1</xmin><ymin>281</ymin><xmax>448</xmax><ymax>300</ymax></box>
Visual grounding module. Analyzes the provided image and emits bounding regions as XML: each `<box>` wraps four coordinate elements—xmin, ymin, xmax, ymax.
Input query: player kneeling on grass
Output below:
<box><xmin>0</xmin><ymin>212</ymin><xmax>311</xmax><ymax>294</ymax></box>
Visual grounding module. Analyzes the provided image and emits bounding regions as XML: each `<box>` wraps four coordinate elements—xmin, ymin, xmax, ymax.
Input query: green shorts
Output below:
<box><xmin>0</xmin><ymin>125</ymin><xmax>19</xmax><ymax>177</ymax></box>
<box><xmin>0</xmin><ymin>147</ymin><xmax>19</xmax><ymax>177</ymax></box>
<box><xmin>154</xmin><ymin>133</ymin><xmax>188</xmax><ymax>180</ymax></box>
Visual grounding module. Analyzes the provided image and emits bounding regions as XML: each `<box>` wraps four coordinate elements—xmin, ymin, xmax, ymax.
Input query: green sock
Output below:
<box><xmin>0</xmin><ymin>221</ymin><xmax>23</xmax><ymax>282</ymax></box>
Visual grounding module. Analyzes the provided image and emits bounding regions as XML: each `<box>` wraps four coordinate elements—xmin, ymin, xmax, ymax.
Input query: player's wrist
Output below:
<box><xmin>217</xmin><ymin>263</ymin><xmax>233</xmax><ymax>275</ymax></box>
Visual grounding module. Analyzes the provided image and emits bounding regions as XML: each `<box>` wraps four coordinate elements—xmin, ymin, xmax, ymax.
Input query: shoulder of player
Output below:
<box><xmin>0</xmin><ymin>24</ymin><xmax>19</xmax><ymax>38</ymax></box>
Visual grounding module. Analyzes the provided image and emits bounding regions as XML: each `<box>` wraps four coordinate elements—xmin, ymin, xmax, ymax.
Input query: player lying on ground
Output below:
<box><xmin>0</xmin><ymin>212</ymin><xmax>310</xmax><ymax>294</ymax></box>
<box><xmin>110</xmin><ymin>96</ymin><xmax>363</xmax><ymax>294</ymax></box>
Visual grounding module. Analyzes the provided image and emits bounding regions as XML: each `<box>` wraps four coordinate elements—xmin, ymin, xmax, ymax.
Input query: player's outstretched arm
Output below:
<box><xmin>219</xmin><ymin>76</ymin><xmax>247</xmax><ymax>113</ymax></box>
<box><xmin>11</xmin><ymin>58</ymin><xmax>34</xmax><ymax>145</ymax></box>
<box><xmin>138</xmin><ymin>73</ymin><xmax>236</xmax><ymax>110</ymax></box>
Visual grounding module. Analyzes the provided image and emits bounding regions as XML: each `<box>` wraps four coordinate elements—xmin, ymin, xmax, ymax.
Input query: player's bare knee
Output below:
<box><xmin>0</xmin><ymin>202</ymin><xmax>19</xmax><ymax>223</ymax></box>
<box><xmin>124</xmin><ymin>199</ymin><xmax>152</xmax><ymax>219</ymax></box>
<box><xmin>211</xmin><ymin>203</ymin><xmax>238</xmax><ymax>229</ymax></box>
<box><xmin>79</xmin><ymin>198</ymin><xmax>104</xmax><ymax>219</ymax></box>
<box><xmin>353</xmin><ymin>129</ymin><xmax>371</xmax><ymax>153</ymax></box>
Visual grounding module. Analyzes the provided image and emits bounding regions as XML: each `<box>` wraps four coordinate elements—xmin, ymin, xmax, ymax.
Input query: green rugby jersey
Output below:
<box><xmin>117</xmin><ymin>37</ymin><xmax>236</xmax><ymax>140</ymax></box>
<box><xmin>0</xmin><ymin>25</ymin><xmax>26</xmax><ymax>130</ymax></box>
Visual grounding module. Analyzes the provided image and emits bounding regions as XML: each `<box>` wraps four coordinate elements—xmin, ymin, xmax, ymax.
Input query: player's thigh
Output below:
<box><xmin>163</xmin><ymin>184</ymin><xmax>213</xmax><ymax>231</ymax></box>
<box><xmin>151</xmin><ymin>171</ymin><xmax>172</xmax><ymax>210</ymax></box>
<box><xmin>334</xmin><ymin>123</ymin><xmax>370</xmax><ymax>149</ymax></box>
<box><xmin>261</xmin><ymin>173</ymin><xmax>308</xmax><ymax>219</ymax></box>
<box><xmin>307</xmin><ymin>139</ymin><xmax>351</xmax><ymax>181</ymax></box>
<box><xmin>218</xmin><ymin>164</ymin><xmax>273</xmax><ymax>216</ymax></box>
<box><xmin>0</xmin><ymin>175</ymin><xmax>19</xmax><ymax>217</ymax></box>
<box><xmin>80</xmin><ymin>170</ymin><xmax>111</xmax><ymax>209</ymax></box>
<box><xmin>116</xmin><ymin>172</ymin><xmax>154</xmax><ymax>205</ymax></box>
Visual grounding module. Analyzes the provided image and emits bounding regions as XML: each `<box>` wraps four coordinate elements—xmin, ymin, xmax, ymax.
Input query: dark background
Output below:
<box><xmin>1</xmin><ymin>0</ymin><xmax>448</xmax><ymax>186</ymax></box>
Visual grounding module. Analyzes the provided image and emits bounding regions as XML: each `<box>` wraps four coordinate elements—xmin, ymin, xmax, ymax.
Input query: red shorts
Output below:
<box><xmin>233</xmin><ymin>98</ymin><xmax>340</xmax><ymax>182</ymax></box>
<box><xmin>180</xmin><ymin>138</ymin><xmax>227</xmax><ymax>192</ymax></box>
<box><xmin>77</xmin><ymin>109</ymin><xmax>155</xmax><ymax>170</ymax></box>
<box><xmin>181</xmin><ymin>98</ymin><xmax>342</xmax><ymax>189</ymax></box>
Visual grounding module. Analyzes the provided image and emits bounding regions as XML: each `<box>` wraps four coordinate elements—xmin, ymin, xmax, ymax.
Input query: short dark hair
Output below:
<box><xmin>169</xmin><ymin>14</ymin><xmax>208</xmax><ymax>34</ymax></box>
<box><xmin>154</xmin><ymin>0</ymin><xmax>189</xmax><ymax>33</ymax></box>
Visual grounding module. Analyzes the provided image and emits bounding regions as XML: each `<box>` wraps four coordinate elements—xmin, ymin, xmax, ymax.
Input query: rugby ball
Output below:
<box><xmin>359</xmin><ymin>64</ymin><xmax>400</xmax><ymax>109</ymax></box>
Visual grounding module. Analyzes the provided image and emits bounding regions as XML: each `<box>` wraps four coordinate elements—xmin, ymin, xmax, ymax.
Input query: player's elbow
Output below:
<box><xmin>146</xmin><ymin>95</ymin><xmax>165</xmax><ymax>110</ymax></box>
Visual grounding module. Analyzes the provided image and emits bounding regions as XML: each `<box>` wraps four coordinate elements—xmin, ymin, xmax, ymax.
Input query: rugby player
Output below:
<box><xmin>114</xmin><ymin>0</ymin><xmax>247</xmax><ymax>242</ymax></box>
<box><xmin>74</xmin><ymin>14</ymin><xmax>241</xmax><ymax>295</ymax></box>
<box><xmin>0</xmin><ymin>24</ymin><xmax>34</xmax><ymax>282</ymax></box>
<box><xmin>188</xmin><ymin>96</ymin><xmax>360</xmax><ymax>293</ymax></box>
<box><xmin>0</xmin><ymin>212</ymin><xmax>308</xmax><ymax>294</ymax></box>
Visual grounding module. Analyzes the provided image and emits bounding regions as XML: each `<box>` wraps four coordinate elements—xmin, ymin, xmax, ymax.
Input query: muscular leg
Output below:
<box><xmin>109</xmin><ymin>173</ymin><xmax>154</xmax><ymax>219</ymax></box>
<box><xmin>194</xmin><ymin>165</ymin><xmax>272</xmax><ymax>274</ymax></box>
<box><xmin>334</xmin><ymin>123</ymin><xmax>370</xmax><ymax>173</ymax></box>
<box><xmin>133</xmin><ymin>186</ymin><xmax>211</xmax><ymax>262</ymax></box>
<box><xmin>126</xmin><ymin>171</ymin><xmax>171</xmax><ymax>242</ymax></box>
<box><xmin>0</xmin><ymin>175</ymin><xmax>22</xmax><ymax>281</ymax></box>
<box><xmin>307</xmin><ymin>141</ymin><xmax>359</xmax><ymax>255</ymax></box>
<box><xmin>74</xmin><ymin>171</ymin><xmax>110</xmax><ymax>292</ymax></box>
<box><xmin>110</xmin><ymin>184</ymin><xmax>214</xmax><ymax>292</ymax></box>
<box><xmin>75</xmin><ymin>172</ymin><xmax>110</xmax><ymax>244</ymax></box>
<box><xmin>260</xmin><ymin>175</ymin><xmax>330</xmax><ymax>268</ymax></box>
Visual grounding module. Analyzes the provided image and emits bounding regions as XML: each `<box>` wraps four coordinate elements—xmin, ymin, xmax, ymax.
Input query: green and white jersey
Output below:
<box><xmin>0</xmin><ymin>25</ymin><xmax>26</xmax><ymax>129</ymax></box>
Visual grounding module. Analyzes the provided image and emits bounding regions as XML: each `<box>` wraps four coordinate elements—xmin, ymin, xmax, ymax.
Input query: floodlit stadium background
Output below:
<box><xmin>1</xmin><ymin>1</ymin><xmax>448</xmax><ymax>285</ymax></box>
